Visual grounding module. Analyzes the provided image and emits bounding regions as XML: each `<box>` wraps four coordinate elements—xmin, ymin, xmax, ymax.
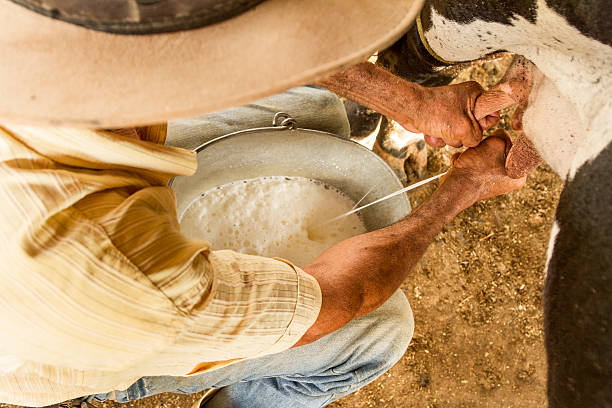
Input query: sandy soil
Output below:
<box><xmin>0</xmin><ymin>55</ymin><xmax>564</xmax><ymax>408</ymax></box>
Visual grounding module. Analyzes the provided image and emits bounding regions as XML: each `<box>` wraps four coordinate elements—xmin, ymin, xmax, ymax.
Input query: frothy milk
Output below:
<box><xmin>180</xmin><ymin>176</ymin><xmax>367</xmax><ymax>266</ymax></box>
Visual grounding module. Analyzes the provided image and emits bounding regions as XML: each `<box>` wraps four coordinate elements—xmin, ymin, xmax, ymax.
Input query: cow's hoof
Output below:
<box><xmin>373</xmin><ymin>117</ymin><xmax>428</xmax><ymax>185</ymax></box>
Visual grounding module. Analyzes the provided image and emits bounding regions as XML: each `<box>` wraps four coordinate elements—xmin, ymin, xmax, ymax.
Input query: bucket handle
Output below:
<box><xmin>272</xmin><ymin>112</ymin><xmax>297</xmax><ymax>130</ymax></box>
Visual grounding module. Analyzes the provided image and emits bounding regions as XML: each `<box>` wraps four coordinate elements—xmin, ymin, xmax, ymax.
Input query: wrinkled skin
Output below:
<box><xmin>317</xmin><ymin>62</ymin><xmax>496</xmax><ymax>148</ymax></box>
<box><xmin>298</xmin><ymin>134</ymin><xmax>526</xmax><ymax>347</ymax></box>
<box><xmin>318</xmin><ymin>60</ymin><xmax>541</xmax><ymax>179</ymax></box>
<box><xmin>446</xmin><ymin>129</ymin><xmax>526</xmax><ymax>194</ymax></box>
<box><xmin>426</xmin><ymin>56</ymin><xmax>544</xmax><ymax>178</ymax></box>
<box><xmin>417</xmin><ymin>81</ymin><xmax>496</xmax><ymax>148</ymax></box>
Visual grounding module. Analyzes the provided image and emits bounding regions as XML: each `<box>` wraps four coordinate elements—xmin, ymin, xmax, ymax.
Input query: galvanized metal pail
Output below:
<box><xmin>170</xmin><ymin>114</ymin><xmax>411</xmax><ymax>231</ymax></box>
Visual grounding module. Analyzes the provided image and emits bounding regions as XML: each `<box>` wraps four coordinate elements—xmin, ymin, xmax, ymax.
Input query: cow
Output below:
<box><xmin>373</xmin><ymin>1</ymin><xmax>611</xmax><ymax>407</ymax></box>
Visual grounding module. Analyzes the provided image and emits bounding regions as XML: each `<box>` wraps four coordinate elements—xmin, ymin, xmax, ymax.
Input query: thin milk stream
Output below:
<box><xmin>180</xmin><ymin>176</ymin><xmax>366</xmax><ymax>266</ymax></box>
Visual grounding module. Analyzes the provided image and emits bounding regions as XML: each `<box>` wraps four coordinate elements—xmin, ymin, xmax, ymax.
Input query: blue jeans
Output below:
<box><xmin>90</xmin><ymin>87</ymin><xmax>414</xmax><ymax>407</ymax></box>
<box><xmin>90</xmin><ymin>290</ymin><xmax>413</xmax><ymax>407</ymax></box>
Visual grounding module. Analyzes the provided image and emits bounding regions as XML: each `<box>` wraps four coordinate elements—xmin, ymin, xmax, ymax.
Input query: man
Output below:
<box><xmin>0</xmin><ymin>1</ymin><xmax>524</xmax><ymax>406</ymax></box>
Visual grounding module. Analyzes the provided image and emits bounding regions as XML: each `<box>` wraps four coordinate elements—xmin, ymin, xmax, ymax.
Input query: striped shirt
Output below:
<box><xmin>0</xmin><ymin>125</ymin><xmax>322</xmax><ymax>406</ymax></box>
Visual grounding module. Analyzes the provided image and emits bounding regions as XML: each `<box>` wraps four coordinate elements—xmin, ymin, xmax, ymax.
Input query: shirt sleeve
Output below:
<box><xmin>188</xmin><ymin>250</ymin><xmax>322</xmax><ymax>359</ymax></box>
<box><xmin>0</xmin><ymin>126</ymin><xmax>322</xmax><ymax>376</ymax></box>
<box><xmin>74</xmin><ymin>186</ymin><xmax>322</xmax><ymax>371</ymax></box>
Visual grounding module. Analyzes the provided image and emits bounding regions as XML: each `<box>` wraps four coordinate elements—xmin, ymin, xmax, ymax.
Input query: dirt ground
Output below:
<box><xmin>0</xmin><ymin>56</ymin><xmax>564</xmax><ymax>408</ymax></box>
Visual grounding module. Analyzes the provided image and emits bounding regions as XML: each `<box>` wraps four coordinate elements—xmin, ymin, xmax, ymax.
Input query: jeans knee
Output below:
<box><xmin>352</xmin><ymin>291</ymin><xmax>414</xmax><ymax>375</ymax></box>
<box><xmin>336</xmin><ymin>291</ymin><xmax>413</xmax><ymax>389</ymax></box>
<box><xmin>380</xmin><ymin>291</ymin><xmax>414</xmax><ymax>366</ymax></box>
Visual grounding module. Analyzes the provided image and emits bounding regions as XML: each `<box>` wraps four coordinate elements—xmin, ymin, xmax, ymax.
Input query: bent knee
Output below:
<box><xmin>361</xmin><ymin>290</ymin><xmax>414</xmax><ymax>366</ymax></box>
<box><xmin>383</xmin><ymin>290</ymin><xmax>414</xmax><ymax>362</ymax></box>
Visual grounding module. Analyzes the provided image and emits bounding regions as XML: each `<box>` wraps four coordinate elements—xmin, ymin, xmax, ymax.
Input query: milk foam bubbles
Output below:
<box><xmin>180</xmin><ymin>176</ymin><xmax>367</xmax><ymax>266</ymax></box>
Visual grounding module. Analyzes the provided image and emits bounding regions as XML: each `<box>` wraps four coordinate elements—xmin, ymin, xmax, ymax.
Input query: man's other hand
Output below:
<box><xmin>315</xmin><ymin>63</ymin><xmax>494</xmax><ymax>148</ymax></box>
<box><xmin>441</xmin><ymin>130</ymin><xmax>527</xmax><ymax>204</ymax></box>
<box><xmin>297</xmin><ymin>132</ymin><xmax>528</xmax><ymax>349</ymax></box>
<box><xmin>413</xmin><ymin>81</ymin><xmax>497</xmax><ymax>148</ymax></box>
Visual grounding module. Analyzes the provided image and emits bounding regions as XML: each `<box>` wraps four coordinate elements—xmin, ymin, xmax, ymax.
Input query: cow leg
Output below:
<box><xmin>372</xmin><ymin>117</ymin><xmax>428</xmax><ymax>185</ymax></box>
<box><xmin>544</xmin><ymin>141</ymin><xmax>612</xmax><ymax>407</ymax></box>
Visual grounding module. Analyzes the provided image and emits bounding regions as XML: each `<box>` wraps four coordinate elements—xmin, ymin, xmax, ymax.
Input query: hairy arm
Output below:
<box><xmin>316</xmin><ymin>62</ymin><xmax>492</xmax><ymax>148</ymax></box>
<box><xmin>316</xmin><ymin>62</ymin><xmax>427</xmax><ymax>133</ymax></box>
<box><xmin>295</xmin><ymin>179</ymin><xmax>474</xmax><ymax>346</ymax></box>
<box><xmin>295</xmin><ymin>135</ymin><xmax>525</xmax><ymax>346</ymax></box>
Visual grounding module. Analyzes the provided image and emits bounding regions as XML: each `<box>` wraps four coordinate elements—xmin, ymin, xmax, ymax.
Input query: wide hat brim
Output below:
<box><xmin>0</xmin><ymin>0</ymin><xmax>422</xmax><ymax>128</ymax></box>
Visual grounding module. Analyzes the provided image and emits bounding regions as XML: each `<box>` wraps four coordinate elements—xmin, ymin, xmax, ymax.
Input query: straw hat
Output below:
<box><xmin>0</xmin><ymin>0</ymin><xmax>423</xmax><ymax>127</ymax></box>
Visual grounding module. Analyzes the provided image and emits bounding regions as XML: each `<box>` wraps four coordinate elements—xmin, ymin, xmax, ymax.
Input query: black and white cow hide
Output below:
<box><xmin>380</xmin><ymin>1</ymin><xmax>612</xmax><ymax>406</ymax></box>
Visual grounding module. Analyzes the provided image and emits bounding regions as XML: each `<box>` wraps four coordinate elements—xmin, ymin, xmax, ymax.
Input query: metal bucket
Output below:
<box><xmin>170</xmin><ymin>115</ymin><xmax>411</xmax><ymax>232</ymax></box>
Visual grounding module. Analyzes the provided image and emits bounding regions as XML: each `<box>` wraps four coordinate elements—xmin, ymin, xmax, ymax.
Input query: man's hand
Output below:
<box><xmin>316</xmin><ymin>62</ymin><xmax>492</xmax><ymax>147</ymax></box>
<box><xmin>415</xmin><ymin>81</ymin><xmax>497</xmax><ymax>148</ymax></box>
<box><xmin>441</xmin><ymin>130</ymin><xmax>527</xmax><ymax>203</ymax></box>
<box><xmin>297</xmin><ymin>132</ymin><xmax>529</xmax><ymax>348</ymax></box>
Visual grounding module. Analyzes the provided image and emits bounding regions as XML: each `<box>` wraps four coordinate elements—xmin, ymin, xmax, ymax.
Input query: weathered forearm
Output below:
<box><xmin>296</xmin><ymin>181</ymin><xmax>476</xmax><ymax>346</ymax></box>
<box><xmin>317</xmin><ymin>62</ymin><xmax>486</xmax><ymax>147</ymax></box>
<box><xmin>316</xmin><ymin>62</ymin><xmax>426</xmax><ymax>132</ymax></box>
